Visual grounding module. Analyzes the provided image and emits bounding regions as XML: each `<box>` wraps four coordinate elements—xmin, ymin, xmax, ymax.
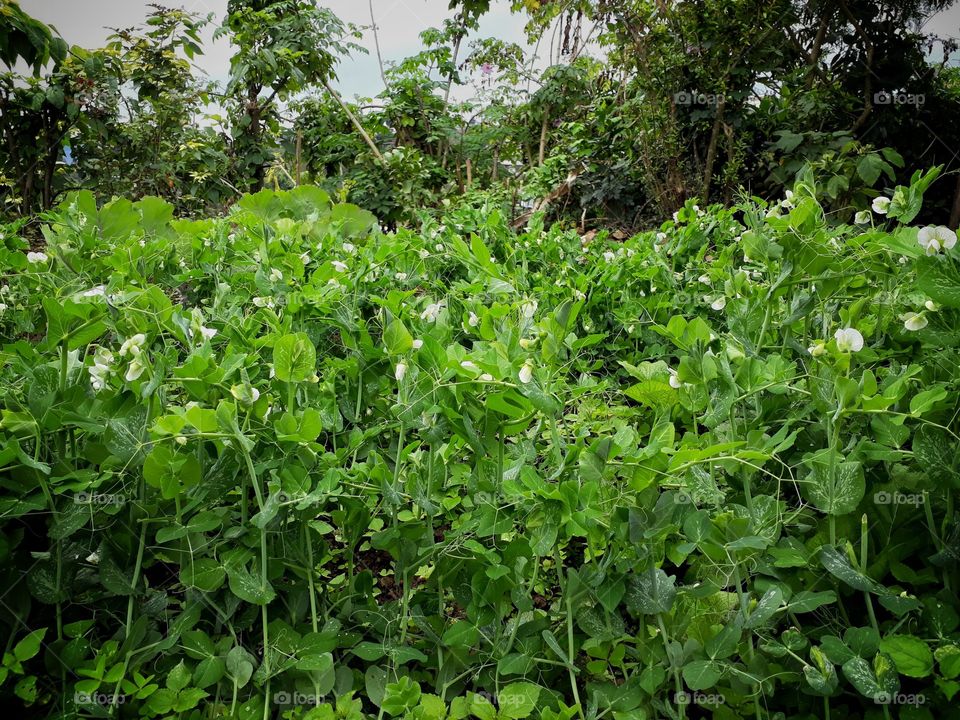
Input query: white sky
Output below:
<box><xmin>16</xmin><ymin>0</ymin><xmax>960</xmax><ymax>99</ymax></box>
<box><xmin>19</xmin><ymin>0</ymin><xmax>539</xmax><ymax>100</ymax></box>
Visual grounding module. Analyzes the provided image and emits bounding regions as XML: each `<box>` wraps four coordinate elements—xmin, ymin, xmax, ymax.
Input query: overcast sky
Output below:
<box><xmin>20</xmin><ymin>0</ymin><xmax>537</xmax><ymax>100</ymax></box>
<box><xmin>18</xmin><ymin>0</ymin><xmax>960</xmax><ymax>99</ymax></box>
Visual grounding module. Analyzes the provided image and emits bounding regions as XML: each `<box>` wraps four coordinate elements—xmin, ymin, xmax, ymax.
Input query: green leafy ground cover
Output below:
<box><xmin>1</xmin><ymin>171</ymin><xmax>959</xmax><ymax>719</ymax></box>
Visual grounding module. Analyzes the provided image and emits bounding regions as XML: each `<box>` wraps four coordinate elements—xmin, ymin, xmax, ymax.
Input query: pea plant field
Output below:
<box><xmin>0</xmin><ymin>165</ymin><xmax>958</xmax><ymax>720</ymax></box>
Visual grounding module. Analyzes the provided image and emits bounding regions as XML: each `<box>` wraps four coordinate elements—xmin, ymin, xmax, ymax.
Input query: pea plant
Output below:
<box><xmin>0</xmin><ymin>170</ymin><xmax>958</xmax><ymax>720</ymax></box>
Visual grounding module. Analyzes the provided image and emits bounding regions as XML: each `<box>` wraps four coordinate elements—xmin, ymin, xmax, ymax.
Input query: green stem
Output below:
<box><xmin>656</xmin><ymin>613</ymin><xmax>685</xmax><ymax>720</ymax></box>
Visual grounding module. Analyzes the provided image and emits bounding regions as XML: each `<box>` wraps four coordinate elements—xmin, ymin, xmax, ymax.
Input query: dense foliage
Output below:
<box><xmin>1</xmin><ymin>165</ymin><xmax>959</xmax><ymax>718</ymax></box>
<box><xmin>2</xmin><ymin>0</ymin><xmax>960</xmax><ymax>227</ymax></box>
<box><xmin>2</xmin><ymin>0</ymin><xmax>960</xmax><ymax>718</ymax></box>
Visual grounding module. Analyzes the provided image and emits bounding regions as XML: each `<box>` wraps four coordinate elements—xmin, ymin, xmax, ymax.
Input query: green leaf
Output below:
<box><xmin>383</xmin><ymin>319</ymin><xmax>413</xmax><ymax>355</ymax></box>
<box><xmin>936</xmin><ymin>645</ymin><xmax>960</xmax><ymax>679</ymax></box>
<box><xmin>167</xmin><ymin>661</ymin><xmax>192</xmax><ymax>693</ymax></box>
<box><xmin>382</xmin><ymin>677</ymin><xmax>421</xmax><ymax>716</ymax></box>
<box><xmin>917</xmin><ymin>254</ymin><xmax>960</xmax><ymax>308</ymax></box>
<box><xmin>804</xmin><ymin>456</ymin><xmax>864</xmax><ymax>515</ymax></box>
<box><xmin>879</xmin><ymin>635</ymin><xmax>933</xmax><ymax>678</ymax></box>
<box><xmin>804</xmin><ymin>646</ymin><xmax>839</xmax><ymax>696</ymax></box>
<box><xmin>682</xmin><ymin>660</ymin><xmax>722</xmax><ymax>690</ymax></box>
<box><xmin>181</xmin><ymin>559</ymin><xmax>226</xmax><ymax>592</ymax></box>
<box><xmin>746</xmin><ymin>586</ymin><xmax>784</xmax><ymax>628</ymax></box>
<box><xmin>273</xmin><ymin>332</ymin><xmax>316</xmax><ymax>383</ymax></box>
<box><xmin>13</xmin><ymin>628</ymin><xmax>47</xmax><ymax>662</ymax></box>
<box><xmin>226</xmin><ymin>565</ymin><xmax>276</xmax><ymax>605</ymax></box>
<box><xmin>624</xmin><ymin>568</ymin><xmax>676</xmax><ymax>615</ymax></box>
<box><xmin>442</xmin><ymin>621</ymin><xmax>479</xmax><ymax>649</ymax></box>
<box><xmin>842</xmin><ymin>654</ymin><xmax>899</xmax><ymax>701</ymax></box>
<box><xmin>818</xmin><ymin>546</ymin><xmax>883</xmax><ymax>593</ymax></box>
<box><xmin>910</xmin><ymin>385</ymin><xmax>948</xmax><ymax>415</ymax></box>
<box><xmin>498</xmin><ymin>682</ymin><xmax>540</xmax><ymax>719</ymax></box>
<box><xmin>913</xmin><ymin>425</ymin><xmax>960</xmax><ymax>487</ymax></box>
<box><xmin>225</xmin><ymin>647</ymin><xmax>255</xmax><ymax>688</ymax></box>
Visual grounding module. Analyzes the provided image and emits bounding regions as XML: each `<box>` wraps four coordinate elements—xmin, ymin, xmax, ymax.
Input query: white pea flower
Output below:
<box><xmin>82</xmin><ymin>285</ymin><xmax>107</xmax><ymax>298</ymax></box>
<box><xmin>200</xmin><ymin>326</ymin><xmax>217</xmax><ymax>341</ymax></box>
<box><xmin>331</xmin><ymin>260</ymin><xmax>348</xmax><ymax>272</ymax></box>
<box><xmin>125</xmin><ymin>359</ymin><xmax>146</xmax><ymax>382</ymax></box>
<box><xmin>698</xmin><ymin>275</ymin><xmax>711</xmax><ymax>285</ymax></box>
<box><xmin>119</xmin><ymin>333</ymin><xmax>146</xmax><ymax>357</ymax></box>
<box><xmin>925</xmin><ymin>300</ymin><xmax>939</xmax><ymax>312</ymax></box>
<box><xmin>468</xmin><ymin>311</ymin><xmax>479</xmax><ymax>327</ymax></box>
<box><xmin>419</xmin><ymin>249</ymin><xmax>430</xmax><ymax>259</ymax></box>
<box><xmin>343</xmin><ymin>243</ymin><xmax>356</xmax><ymax>254</ymax></box>
<box><xmin>0</xmin><ymin>303</ymin><xmax>7</xmax><ymax>313</ymax></box>
<box><xmin>854</xmin><ymin>210</ymin><xmax>871</xmax><ymax>224</ymax></box>
<box><xmin>27</xmin><ymin>251</ymin><xmax>49</xmax><ymax>264</ymax></box>
<box><xmin>412</xmin><ymin>339</ymin><xmax>423</xmax><ymax>349</ymax></box>
<box><xmin>669</xmin><ymin>370</ymin><xmax>682</xmax><ymax>389</ymax></box>
<box><xmin>872</xmin><ymin>196</ymin><xmax>891</xmax><ymax>215</ymax></box>
<box><xmin>783</xmin><ymin>190</ymin><xmax>795</xmax><ymax>208</ymax></box>
<box><xmin>834</xmin><ymin>327</ymin><xmax>864</xmax><ymax>353</ymax></box>
<box><xmin>518</xmin><ymin>363</ymin><xmax>534</xmax><ymax>384</ymax></box>
<box><xmin>573</xmin><ymin>289</ymin><xmax>586</xmax><ymax>301</ymax></box>
<box><xmin>710</xmin><ymin>296</ymin><xmax>727</xmax><ymax>311</ymax></box>
<box><xmin>917</xmin><ymin>226</ymin><xmax>957</xmax><ymax>255</ymax></box>
<box><xmin>460</xmin><ymin>360</ymin><xmax>479</xmax><ymax>372</ymax></box>
<box><xmin>902</xmin><ymin>312</ymin><xmax>928</xmax><ymax>331</ymax></box>
<box><xmin>230</xmin><ymin>384</ymin><xmax>260</xmax><ymax>406</ymax></box>
<box><xmin>299</xmin><ymin>252</ymin><xmax>311</xmax><ymax>264</ymax></box>
<box><xmin>480</xmin><ymin>373</ymin><xmax>494</xmax><ymax>382</ymax></box>
<box><xmin>807</xmin><ymin>342</ymin><xmax>827</xmax><ymax>358</ymax></box>
<box><xmin>88</xmin><ymin>347</ymin><xmax>114</xmax><ymax>391</ymax></box>
<box><xmin>269</xmin><ymin>268</ymin><xmax>283</xmax><ymax>282</ymax></box>
<box><xmin>395</xmin><ymin>362</ymin><xmax>407</xmax><ymax>381</ymax></box>
<box><xmin>521</xmin><ymin>300</ymin><xmax>538</xmax><ymax>319</ymax></box>
<box><xmin>519</xmin><ymin>337</ymin><xmax>534</xmax><ymax>349</ymax></box>
<box><xmin>603</xmin><ymin>251</ymin><xmax>616</xmax><ymax>262</ymax></box>
<box><xmin>420</xmin><ymin>301</ymin><xmax>444</xmax><ymax>323</ymax></box>
<box><xmin>672</xmin><ymin>211</ymin><xmax>681</xmax><ymax>223</ymax></box>
<box><xmin>252</xmin><ymin>296</ymin><xmax>275</xmax><ymax>308</ymax></box>
<box><xmin>395</xmin><ymin>272</ymin><xmax>407</xmax><ymax>281</ymax></box>
<box><xmin>435</xmin><ymin>243</ymin><xmax>444</xmax><ymax>252</ymax></box>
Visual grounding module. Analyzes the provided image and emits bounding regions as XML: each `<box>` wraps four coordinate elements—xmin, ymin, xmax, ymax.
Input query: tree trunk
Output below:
<box><xmin>369</xmin><ymin>0</ymin><xmax>388</xmax><ymax>90</ymax></box>
<box><xmin>702</xmin><ymin>94</ymin><xmax>726</xmax><ymax>203</ymax></box>
<box><xmin>538</xmin><ymin>112</ymin><xmax>550</xmax><ymax>165</ymax></box>
<box><xmin>322</xmin><ymin>79</ymin><xmax>385</xmax><ymax>164</ymax></box>
<box><xmin>246</xmin><ymin>84</ymin><xmax>264</xmax><ymax>193</ymax></box>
